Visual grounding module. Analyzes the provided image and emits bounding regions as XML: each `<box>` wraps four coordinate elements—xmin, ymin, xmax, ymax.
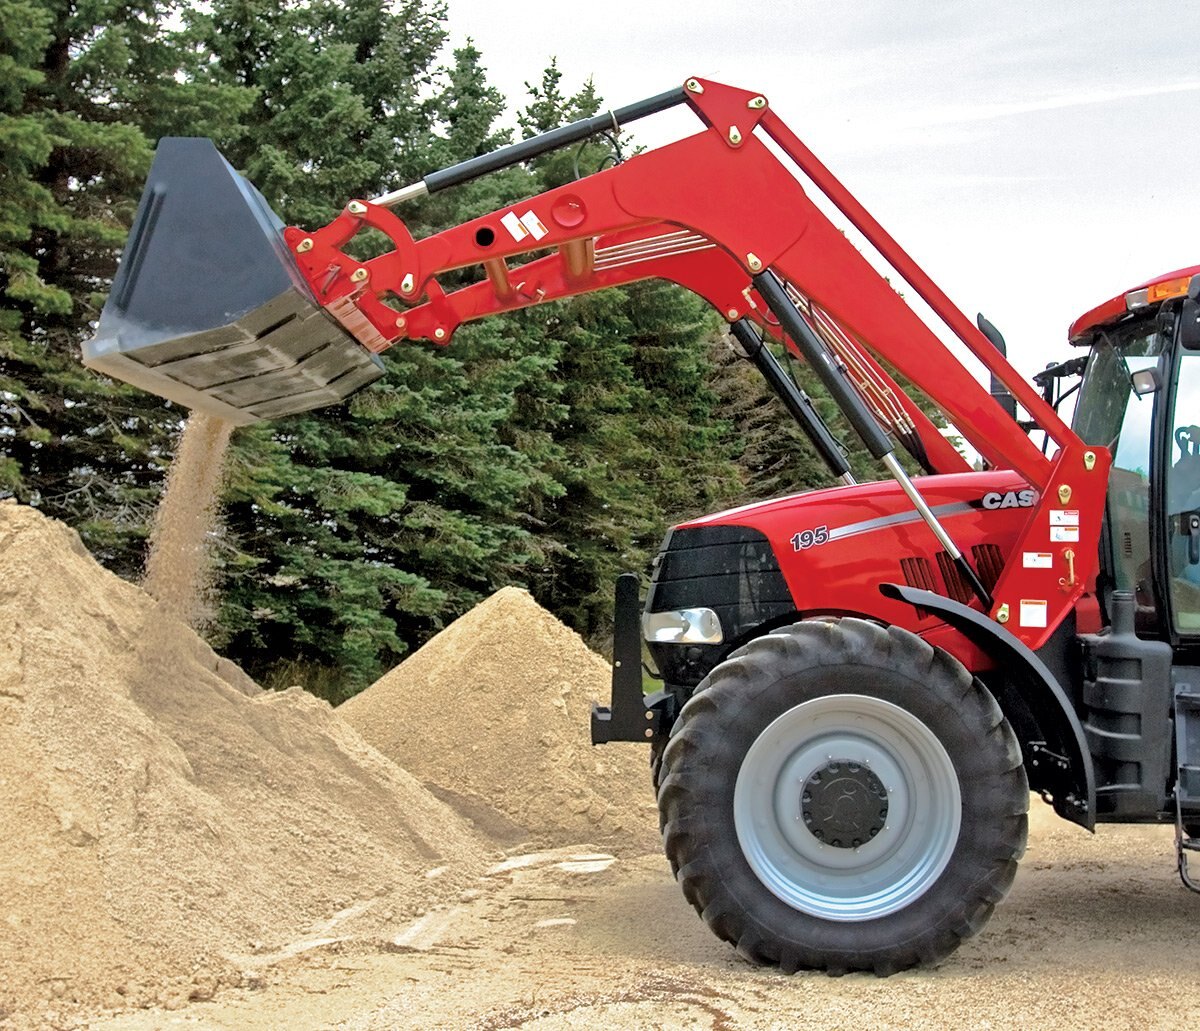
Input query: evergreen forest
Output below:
<box><xmin>0</xmin><ymin>0</ymin><xmax>895</xmax><ymax>700</ymax></box>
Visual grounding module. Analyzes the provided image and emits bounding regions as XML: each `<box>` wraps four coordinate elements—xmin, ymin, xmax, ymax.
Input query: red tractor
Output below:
<box><xmin>86</xmin><ymin>78</ymin><xmax>1200</xmax><ymax>974</ymax></box>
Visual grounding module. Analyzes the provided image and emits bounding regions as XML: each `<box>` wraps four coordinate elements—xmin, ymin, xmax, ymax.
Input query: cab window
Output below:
<box><xmin>1167</xmin><ymin>354</ymin><xmax>1200</xmax><ymax>631</ymax></box>
<box><xmin>1072</xmin><ymin>323</ymin><xmax>1164</xmax><ymax>626</ymax></box>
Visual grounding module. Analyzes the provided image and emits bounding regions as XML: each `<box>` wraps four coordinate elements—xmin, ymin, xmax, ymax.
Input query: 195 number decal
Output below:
<box><xmin>791</xmin><ymin>526</ymin><xmax>829</xmax><ymax>551</ymax></box>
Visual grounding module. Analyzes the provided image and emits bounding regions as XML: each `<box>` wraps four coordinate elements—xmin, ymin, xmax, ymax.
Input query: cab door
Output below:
<box><xmin>1072</xmin><ymin>320</ymin><xmax>1166</xmax><ymax>632</ymax></box>
<box><xmin>1163</xmin><ymin>345</ymin><xmax>1200</xmax><ymax>635</ymax></box>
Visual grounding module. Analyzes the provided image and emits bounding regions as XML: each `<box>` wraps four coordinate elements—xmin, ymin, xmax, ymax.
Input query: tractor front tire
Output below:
<box><xmin>657</xmin><ymin>618</ymin><xmax>1028</xmax><ymax>975</ymax></box>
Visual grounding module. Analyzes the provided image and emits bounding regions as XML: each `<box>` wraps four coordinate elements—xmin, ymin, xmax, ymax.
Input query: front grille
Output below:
<box><xmin>648</xmin><ymin>525</ymin><xmax>792</xmax><ymax>626</ymax></box>
<box><xmin>646</xmin><ymin>524</ymin><xmax>793</xmax><ymax>687</ymax></box>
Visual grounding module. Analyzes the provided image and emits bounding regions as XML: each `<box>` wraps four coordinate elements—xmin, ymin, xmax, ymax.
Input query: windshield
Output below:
<box><xmin>1071</xmin><ymin>316</ymin><xmax>1165</xmax><ymax>624</ymax></box>
<box><xmin>1073</xmin><ymin>318</ymin><xmax>1164</xmax><ymax>451</ymax></box>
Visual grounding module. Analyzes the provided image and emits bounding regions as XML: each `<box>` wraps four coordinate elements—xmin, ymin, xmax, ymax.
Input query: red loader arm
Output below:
<box><xmin>280</xmin><ymin>77</ymin><xmax>1109</xmax><ymax>651</ymax></box>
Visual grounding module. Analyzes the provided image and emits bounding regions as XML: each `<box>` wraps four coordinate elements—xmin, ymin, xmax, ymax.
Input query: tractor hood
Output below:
<box><xmin>646</xmin><ymin>470</ymin><xmax>1037</xmax><ymax>687</ymax></box>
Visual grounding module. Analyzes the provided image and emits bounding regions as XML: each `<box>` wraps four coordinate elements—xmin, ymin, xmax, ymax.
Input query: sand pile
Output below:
<box><xmin>340</xmin><ymin>587</ymin><xmax>658</xmax><ymax>850</ymax></box>
<box><xmin>0</xmin><ymin>502</ymin><xmax>486</xmax><ymax>1026</ymax></box>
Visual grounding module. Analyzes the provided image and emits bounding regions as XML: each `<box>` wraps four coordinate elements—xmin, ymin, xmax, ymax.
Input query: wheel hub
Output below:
<box><xmin>801</xmin><ymin>760</ymin><xmax>888</xmax><ymax>848</ymax></box>
<box><xmin>734</xmin><ymin>694</ymin><xmax>962</xmax><ymax>920</ymax></box>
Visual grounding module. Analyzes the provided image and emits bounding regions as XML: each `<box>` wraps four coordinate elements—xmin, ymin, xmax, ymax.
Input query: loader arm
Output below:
<box><xmin>278</xmin><ymin>77</ymin><xmax>1108</xmax><ymax>650</ymax></box>
<box><xmin>386</xmin><ymin>222</ymin><xmax>968</xmax><ymax>476</ymax></box>
<box><xmin>86</xmin><ymin>78</ymin><xmax>1110</xmax><ymax>649</ymax></box>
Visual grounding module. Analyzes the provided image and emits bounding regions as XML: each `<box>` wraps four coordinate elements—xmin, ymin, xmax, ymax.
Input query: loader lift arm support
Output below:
<box><xmin>283</xmin><ymin>77</ymin><xmax>1111</xmax><ymax>650</ymax></box>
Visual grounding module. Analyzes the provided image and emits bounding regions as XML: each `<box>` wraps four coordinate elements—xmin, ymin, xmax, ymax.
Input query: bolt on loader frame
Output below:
<box><xmin>91</xmin><ymin>77</ymin><xmax>1200</xmax><ymax>974</ymax></box>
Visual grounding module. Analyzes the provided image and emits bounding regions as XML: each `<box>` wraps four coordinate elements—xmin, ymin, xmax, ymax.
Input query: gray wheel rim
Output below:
<box><xmin>733</xmin><ymin>693</ymin><xmax>962</xmax><ymax>922</ymax></box>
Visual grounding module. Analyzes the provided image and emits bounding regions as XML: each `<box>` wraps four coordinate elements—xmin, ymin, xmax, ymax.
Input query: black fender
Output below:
<box><xmin>881</xmin><ymin>583</ymin><xmax>1096</xmax><ymax>831</ymax></box>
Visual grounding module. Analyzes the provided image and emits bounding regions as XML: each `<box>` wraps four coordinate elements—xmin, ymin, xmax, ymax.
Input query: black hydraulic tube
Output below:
<box><xmin>754</xmin><ymin>272</ymin><xmax>894</xmax><ymax>459</ymax></box>
<box><xmin>729</xmin><ymin>319</ymin><xmax>854</xmax><ymax>483</ymax></box>
<box><xmin>423</xmin><ymin>87</ymin><xmax>688</xmax><ymax>195</ymax></box>
<box><xmin>754</xmin><ymin>271</ymin><xmax>993</xmax><ymax>610</ymax></box>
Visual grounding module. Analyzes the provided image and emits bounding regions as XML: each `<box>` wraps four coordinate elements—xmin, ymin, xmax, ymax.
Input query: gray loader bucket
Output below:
<box><xmin>84</xmin><ymin>138</ymin><xmax>384</xmax><ymax>424</ymax></box>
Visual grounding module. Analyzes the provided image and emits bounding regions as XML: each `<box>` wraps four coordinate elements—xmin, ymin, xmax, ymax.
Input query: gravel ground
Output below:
<box><xmin>84</xmin><ymin>798</ymin><xmax>1200</xmax><ymax>1030</ymax></box>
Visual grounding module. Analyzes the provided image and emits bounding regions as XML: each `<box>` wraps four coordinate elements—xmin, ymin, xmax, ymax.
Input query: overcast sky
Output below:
<box><xmin>442</xmin><ymin>0</ymin><xmax>1198</xmax><ymax>387</ymax></box>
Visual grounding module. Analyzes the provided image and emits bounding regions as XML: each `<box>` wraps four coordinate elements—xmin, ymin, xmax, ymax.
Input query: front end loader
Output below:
<box><xmin>87</xmin><ymin>77</ymin><xmax>1200</xmax><ymax>975</ymax></box>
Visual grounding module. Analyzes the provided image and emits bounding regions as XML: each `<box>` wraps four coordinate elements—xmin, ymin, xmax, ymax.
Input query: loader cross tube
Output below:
<box><xmin>374</xmin><ymin>87</ymin><xmax>688</xmax><ymax>207</ymax></box>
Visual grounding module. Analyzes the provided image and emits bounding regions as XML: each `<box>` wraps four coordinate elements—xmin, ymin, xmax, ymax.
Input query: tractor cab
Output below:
<box><xmin>1062</xmin><ymin>268</ymin><xmax>1200</xmax><ymax>643</ymax></box>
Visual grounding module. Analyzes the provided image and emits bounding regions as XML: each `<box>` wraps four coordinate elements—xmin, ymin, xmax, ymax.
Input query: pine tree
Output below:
<box><xmin>0</xmin><ymin>0</ymin><xmax>251</xmax><ymax>576</ymax></box>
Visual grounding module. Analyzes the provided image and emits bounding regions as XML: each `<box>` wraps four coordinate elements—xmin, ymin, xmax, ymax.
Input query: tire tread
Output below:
<box><xmin>657</xmin><ymin>618</ymin><xmax>1028</xmax><ymax>976</ymax></box>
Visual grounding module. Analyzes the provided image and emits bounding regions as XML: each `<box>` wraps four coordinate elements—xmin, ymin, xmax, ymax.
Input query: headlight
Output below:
<box><xmin>643</xmin><ymin>608</ymin><xmax>724</xmax><ymax>645</ymax></box>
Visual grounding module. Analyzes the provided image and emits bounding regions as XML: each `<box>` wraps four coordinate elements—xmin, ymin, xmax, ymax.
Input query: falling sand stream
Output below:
<box><xmin>142</xmin><ymin>412</ymin><xmax>235</xmax><ymax>627</ymax></box>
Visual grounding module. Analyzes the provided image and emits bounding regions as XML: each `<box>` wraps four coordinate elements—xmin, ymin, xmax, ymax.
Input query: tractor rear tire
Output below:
<box><xmin>656</xmin><ymin>618</ymin><xmax>1028</xmax><ymax>975</ymax></box>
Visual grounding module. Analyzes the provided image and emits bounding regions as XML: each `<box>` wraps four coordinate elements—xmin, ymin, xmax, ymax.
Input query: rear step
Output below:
<box><xmin>83</xmin><ymin>138</ymin><xmax>384</xmax><ymax>424</ymax></box>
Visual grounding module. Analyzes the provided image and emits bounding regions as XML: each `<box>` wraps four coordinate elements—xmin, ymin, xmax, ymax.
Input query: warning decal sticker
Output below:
<box><xmin>519</xmin><ymin>210</ymin><xmax>549</xmax><ymax>241</ymax></box>
<box><xmin>1050</xmin><ymin>509</ymin><xmax>1079</xmax><ymax>526</ymax></box>
<box><xmin>1050</xmin><ymin>526</ymin><xmax>1080</xmax><ymax>543</ymax></box>
<box><xmin>501</xmin><ymin>211</ymin><xmax>529</xmax><ymax>241</ymax></box>
<box><xmin>1022</xmin><ymin>552</ymin><xmax>1053</xmax><ymax>569</ymax></box>
<box><xmin>1019</xmin><ymin>599</ymin><xmax>1048</xmax><ymax>628</ymax></box>
<box><xmin>500</xmin><ymin>210</ymin><xmax>550</xmax><ymax>243</ymax></box>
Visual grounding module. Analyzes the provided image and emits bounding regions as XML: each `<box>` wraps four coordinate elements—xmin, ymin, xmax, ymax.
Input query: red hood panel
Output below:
<box><xmin>679</xmin><ymin>471</ymin><xmax>1036</xmax><ymax>624</ymax></box>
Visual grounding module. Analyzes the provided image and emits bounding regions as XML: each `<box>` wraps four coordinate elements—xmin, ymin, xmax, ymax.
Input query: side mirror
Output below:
<box><xmin>976</xmin><ymin>313</ymin><xmax>1018</xmax><ymax>420</ymax></box>
<box><xmin>1181</xmin><ymin>278</ymin><xmax>1200</xmax><ymax>350</ymax></box>
<box><xmin>1131</xmin><ymin>367</ymin><xmax>1162</xmax><ymax>396</ymax></box>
